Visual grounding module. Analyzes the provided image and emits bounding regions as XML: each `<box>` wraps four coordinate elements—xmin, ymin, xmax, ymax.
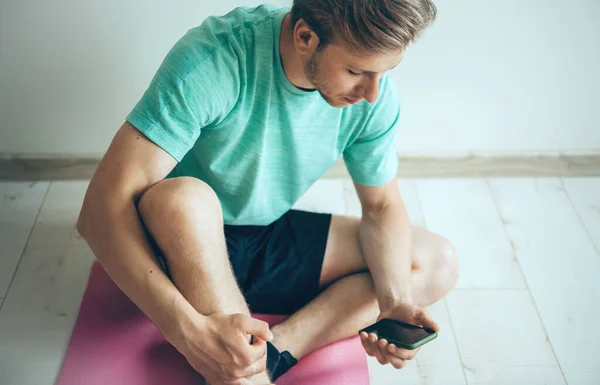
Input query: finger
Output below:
<box><xmin>360</xmin><ymin>333</ymin><xmax>379</xmax><ymax>356</ymax></box>
<box><xmin>240</xmin><ymin>316</ymin><xmax>273</xmax><ymax>342</ymax></box>
<box><xmin>387</xmin><ymin>344</ymin><xmax>419</xmax><ymax>360</ymax></box>
<box><xmin>368</xmin><ymin>332</ymin><xmax>379</xmax><ymax>344</ymax></box>
<box><xmin>377</xmin><ymin>339</ymin><xmax>392</xmax><ymax>362</ymax></box>
<box><xmin>376</xmin><ymin>346</ymin><xmax>405</xmax><ymax>369</ymax></box>
<box><xmin>386</xmin><ymin>354</ymin><xmax>407</xmax><ymax>370</ymax></box>
<box><xmin>377</xmin><ymin>339</ymin><xmax>395</xmax><ymax>365</ymax></box>
<box><xmin>367</xmin><ymin>334</ymin><xmax>388</xmax><ymax>365</ymax></box>
<box><xmin>247</xmin><ymin>337</ymin><xmax>268</xmax><ymax>362</ymax></box>
<box><xmin>415</xmin><ymin>308</ymin><xmax>440</xmax><ymax>332</ymax></box>
<box><xmin>251</xmin><ymin>336</ymin><xmax>267</xmax><ymax>349</ymax></box>
<box><xmin>231</xmin><ymin>351</ymin><xmax>268</xmax><ymax>380</ymax></box>
<box><xmin>368</xmin><ymin>333</ymin><xmax>382</xmax><ymax>356</ymax></box>
<box><xmin>377</xmin><ymin>338</ymin><xmax>389</xmax><ymax>352</ymax></box>
<box><xmin>373</xmin><ymin>346</ymin><xmax>388</xmax><ymax>365</ymax></box>
<box><xmin>234</xmin><ymin>362</ymin><xmax>261</xmax><ymax>380</ymax></box>
<box><xmin>252</xmin><ymin>350</ymin><xmax>268</xmax><ymax>374</ymax></box>
<box><xmin>406</xmin><ymin>347</ymin><xmax>420</xmax><ymax>360</ymax></box>
<box><xmin>371</xmin><ymin>345</ymin><xmax>389</xmax><ymax>365</ymax></box>
<box><xmin>360</xmin><ymin>334</ymin><xmax>381</xmax><ymax>359</ymax></box>
<box><xmin>376</xmin><ymin>343</ymin><xmax>409</xmax><ymax>369</ymax></box>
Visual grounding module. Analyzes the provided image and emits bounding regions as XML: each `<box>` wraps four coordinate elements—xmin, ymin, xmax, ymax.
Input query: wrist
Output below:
<box><xmin>161</xmin><ymin>297</ymin><xmax>207</xmax><ymax>350</ymax></box>
<box><xmin>379</xmin><ymin>292</ymin><xmax>413</xmax><ymax>313</ymax></box>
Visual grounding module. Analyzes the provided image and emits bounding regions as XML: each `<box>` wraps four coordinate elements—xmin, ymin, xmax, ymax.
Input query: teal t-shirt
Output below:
<box><xmin>126</xmin><ymin>4</ymin><xmax>400</xmax><ymax>226</ymax></box>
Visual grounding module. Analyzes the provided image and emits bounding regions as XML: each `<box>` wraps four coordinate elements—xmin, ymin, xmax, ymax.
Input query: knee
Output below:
<box><xmin>137</xmin><ymin>177</ymin><xmax>222</xmax><ymax>226</ymax></box>
<box><xmin>436</xmin><ymin>238</ymin><xmax>460</xmax><ymax>293</ymax></box>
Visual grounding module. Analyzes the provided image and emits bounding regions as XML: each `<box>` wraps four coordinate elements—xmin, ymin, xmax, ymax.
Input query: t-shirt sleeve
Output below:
<box><xmin>126</xmin><ymin>20</ymin><xmax>241</xmax><ymax>162</ymax></box>
<box><xmin>343</xmin><ymin>74</ymin><xmax>400</xmax><ymax>186</ymax></box>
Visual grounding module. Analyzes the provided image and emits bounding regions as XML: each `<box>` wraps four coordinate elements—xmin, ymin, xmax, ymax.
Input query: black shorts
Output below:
<box><xmin>157</xmin><ymin>210</ymin><xmax>332</xmax><ymax>315</ymax></box>
<box><xmin>225</xmin><ymin>210</ymin><xmax>332</xmax><ymax>315</ymax></box>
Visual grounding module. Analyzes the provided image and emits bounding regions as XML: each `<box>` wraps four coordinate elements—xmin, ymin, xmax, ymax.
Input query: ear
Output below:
<box><xmin>292</xmin><ymin>18</ymin><xmax>320</xmax><ymax>55</ymax></box>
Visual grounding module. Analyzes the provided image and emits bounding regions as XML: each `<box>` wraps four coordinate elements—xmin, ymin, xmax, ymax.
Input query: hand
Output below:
<box><xmin>173</xmin><ymin>312</ymin><xmax>273</xmax><ymax>385</ymax></box>
<box><xmin>360</xmin><ymin>303</ymin><xmax>439</xmax><ymax>369</ymax></box>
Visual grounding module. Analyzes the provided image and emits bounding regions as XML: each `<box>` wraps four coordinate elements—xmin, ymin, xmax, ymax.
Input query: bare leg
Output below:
<box><xmin>138</xmin><ymin>177</ymin><xmax>271</xmax><ymax>384</ymax></box>
<box><xmin>270</xmin><ymin>272</ymin><xmax>377</xmax><ymax>359</ymax></box>
<box><xmin>270</xmin><ymin>217</ymin><xmax>459</xmax><ymax>360</ymax></box>
<box><xmin>270</xmin><ymin>266</ymin><xmax>451</xmax><ymax>360</ymax></box>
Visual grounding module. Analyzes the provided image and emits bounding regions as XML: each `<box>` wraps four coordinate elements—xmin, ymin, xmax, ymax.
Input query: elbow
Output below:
<box><xmin>76</xmin><ymin>204</ymin><xmax>93</xmax><ymax>240</ymax></box>
<box><xmin>76</xmin><ymin>214</ymin><xmax>88</xmax><ymax>238</ymax></box>
<box><xmin>362</xmin><ymin>201</ymin><xmax>411</xmax><ymax>232</ymax></box>
<box><xmin>76</xmin><ymin>191</ymin><xmax>136</xmax><ymax>239</ymax></box>
<box><xmin>363</xmin><ymin>200</ymin><xmax>402</xmax><ymax>219</ymax></box>
<box><xmin>363</xmin><ymin>201</ymin><xmax>391</xmax><ymax>218</ymax></box>
<box><xmin>76</xmin><ymin>191</ymin><xmax>104</xmax><ymax>239</ymax></box>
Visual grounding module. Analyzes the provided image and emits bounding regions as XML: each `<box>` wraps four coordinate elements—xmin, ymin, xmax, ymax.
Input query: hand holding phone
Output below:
<box><xmin>359</xmin><ymin>303</ymin><xmax>440</xmax><ymax>369</ymax></box>
<box><xmin>359</xmin><ymin>318</ymin><xmax>438</xmax><ymax>350</ymax></box>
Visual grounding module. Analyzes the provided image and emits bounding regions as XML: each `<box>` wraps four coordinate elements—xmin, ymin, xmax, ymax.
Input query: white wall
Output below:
<box><xmin>1</xmin><ymin>0</ymin><xmax>599</xmax><ymax>157</ymax></box>
<box><xmin>392</xmin><ymin>0</ymin><xmax>600</xmax><ymax>155</ymax></box>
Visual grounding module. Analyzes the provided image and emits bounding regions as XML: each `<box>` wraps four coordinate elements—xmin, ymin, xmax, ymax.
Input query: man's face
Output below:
<box><xmin>303</xmin><ymin>43</ymin><xmax>404</xmax><ymax>108</ymax></box>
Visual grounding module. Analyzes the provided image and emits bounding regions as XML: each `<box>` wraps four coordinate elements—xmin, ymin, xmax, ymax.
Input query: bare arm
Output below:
<box><xmin>353</xmin><ymin>178</ymin><xmax>413</xmax><ymax>311</ymax></box>
<box><xmin>78</xmin><ymin>123</ymin><xmax>274</xmax><ymax>384</ymax></box>
<box><xmin>356</xmin><ymin>179</ymin><xmax>439</xmax><ymax>370</ymax></box>
<box><xmin>77</xmin><ymin>122</ymin><xmax>195</xmax><ymax>343</ymax></box>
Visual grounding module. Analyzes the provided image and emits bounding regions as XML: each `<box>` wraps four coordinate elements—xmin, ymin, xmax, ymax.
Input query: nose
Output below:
<box><xmin>359</xmin><ymin>75</ymin><xmax>380</xmax><ymax>104</ymax></box>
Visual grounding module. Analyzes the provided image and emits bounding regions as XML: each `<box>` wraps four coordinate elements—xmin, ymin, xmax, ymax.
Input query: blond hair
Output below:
<box><xmin>290</xmin><ymin>0</ymin><xmax>437</xmax><ymax>53</ymax></box>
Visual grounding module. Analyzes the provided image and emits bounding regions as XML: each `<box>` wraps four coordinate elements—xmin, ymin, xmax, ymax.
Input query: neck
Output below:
<box><xmin>279</xmin><ymin>14</ymin><xmax>315</xmax><ymax>90</ymax></box>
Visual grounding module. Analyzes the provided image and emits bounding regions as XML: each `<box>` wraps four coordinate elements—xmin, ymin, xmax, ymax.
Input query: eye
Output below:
<box><xmin>348</xmin><ymin>69</ymin><xmax>361</xmax><ymax>76</ymax></box>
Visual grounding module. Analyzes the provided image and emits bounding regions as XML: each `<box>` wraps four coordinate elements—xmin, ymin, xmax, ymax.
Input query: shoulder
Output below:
<box><xmin>184</xmin><ymin>5</ymin><xmax>282</xmax><ymax>48</ymax></box>
<box><xmin>165</xmin><ymin>5</ymin><xmax>283</xmax><ymax>77</ymax></box>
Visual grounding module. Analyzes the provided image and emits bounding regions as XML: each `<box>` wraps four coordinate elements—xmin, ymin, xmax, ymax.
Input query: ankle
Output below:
<box><xmin>270</xmin><ymin>325</ymin><xmax>284</xmax><ymax>348</ymax></box>
<box><xmin>270</xmin><ymin>325</ymin><xmax>292</xmax><ymax>355</ymax></box>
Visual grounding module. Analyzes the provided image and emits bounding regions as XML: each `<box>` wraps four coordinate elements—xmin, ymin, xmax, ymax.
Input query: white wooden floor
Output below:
<box><xmin>0</xmin><ymin>178</ymin><xmax>599</xmax><ymax>385</ymax></box>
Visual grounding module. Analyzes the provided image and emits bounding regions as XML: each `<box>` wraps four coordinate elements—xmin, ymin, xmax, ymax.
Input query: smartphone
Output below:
<box><xmin>359</xmin><ymin>318</ymin><xmax>438</xmax><ymax>350</ymax></box>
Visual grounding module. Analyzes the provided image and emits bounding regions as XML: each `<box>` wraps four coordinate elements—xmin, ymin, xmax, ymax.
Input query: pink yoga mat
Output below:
<box><xmin>56</xmin><ymin>261</ymin><xmax>370</xmax><ymax>385</ymax></box>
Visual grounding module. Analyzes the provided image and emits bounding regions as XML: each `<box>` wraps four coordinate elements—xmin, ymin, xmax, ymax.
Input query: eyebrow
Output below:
<box><xmin>352</xmin><ymin>60</ymin><xmax>402</xmax><ymax>75</ymax></box>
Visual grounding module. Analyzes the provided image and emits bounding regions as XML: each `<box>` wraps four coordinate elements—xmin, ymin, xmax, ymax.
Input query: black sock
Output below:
<box><xmin>266</xmin><ymin>341</ymin><xmax>298</xmax><ymax>381</ymax></box>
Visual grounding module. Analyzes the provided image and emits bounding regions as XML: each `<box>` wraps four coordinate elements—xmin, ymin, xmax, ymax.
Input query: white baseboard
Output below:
<box><xmin>1</xmin><ymin>153</ymin><xmax>600</xmax><ymax>180</ymax></box>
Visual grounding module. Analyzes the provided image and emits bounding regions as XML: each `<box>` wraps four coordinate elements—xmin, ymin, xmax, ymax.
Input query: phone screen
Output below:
<box><xmin>370</xmin><ymin>319</ymin><xmax>434</xmax><ymax>344</ymax></box>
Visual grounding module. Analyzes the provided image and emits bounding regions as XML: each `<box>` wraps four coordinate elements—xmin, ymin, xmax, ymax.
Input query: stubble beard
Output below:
<box><xmin>304</xmin><ymin>52</ymin><xmax>341</xmax><ymax>108</ymax></box>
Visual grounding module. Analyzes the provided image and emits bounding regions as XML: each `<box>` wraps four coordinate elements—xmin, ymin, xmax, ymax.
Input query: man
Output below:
<box><xmin>77</xmin><ymin>1</ymin><xmax>459</xmax><ymax>384</ymax></box>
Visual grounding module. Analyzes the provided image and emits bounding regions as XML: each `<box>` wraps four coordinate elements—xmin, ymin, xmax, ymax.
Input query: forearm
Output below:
<box><xmin>358</xmin><ymin>202</ymin><xmax>413</xmax><ymax>311</ymax></box>
<box><xmin>77</xmin><ymin>195</ymin><xmax>198</xmax><ymax>346</ymax></box>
